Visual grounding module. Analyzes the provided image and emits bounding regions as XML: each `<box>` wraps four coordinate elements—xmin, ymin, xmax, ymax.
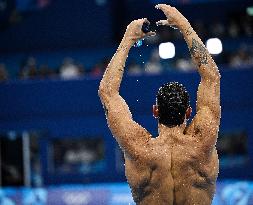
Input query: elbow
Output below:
<box><xmin>98</xmin><ymin>83</ymin><xmax>104</xmax><ymax>97</ymax></box>
<box><xmin>98</xmin><ymin>85</ymin><xmax>108</xmax><ymax>104</ymax></box>
<box><xmin>98</xmin><ymin>83</ymin><xmax>107</xmax><ymax>99</ymax></box>
<box><xmin>98</xmin><ymin>82</ymin><xmax>116</xmax><ymax>101</ymax></box>
<box><xmin>211</xmin><ymin>64</ymin><xmax>221</xmax><ymax>82</ymax></box>
<box><xmin>204</xmin><ymin>68</ymin><xmax>221</xmax><ymax>83</ymax></box>
<box><xmin>200</xmin><ymin>60</ymin><xmax>220</xmax><ymax>82</ymax></box>
<box><xmin>214</xmin><ymin>67</ymin><xmax>221</xmax><ymax>80</ymax></box>
<box><xmin>213</xmin><ymin>70</ymin><xmax>221</xmax><ymax>83</ymax></box>
<box><xmin>211</xmin><ymin>71</ymin><xmax>220</xmax><ymax>83</ymax></box>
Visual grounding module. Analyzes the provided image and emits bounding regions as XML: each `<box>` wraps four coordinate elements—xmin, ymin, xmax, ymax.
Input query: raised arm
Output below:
<box><xmin>156</xmin><ymin>4</ymin><xmax>221</xmax><ymax>148</ymax></box>
<box><xmin>98</xmin><ymin>19</ymin><xmax>154</xmax><ymax>160</ymax></box>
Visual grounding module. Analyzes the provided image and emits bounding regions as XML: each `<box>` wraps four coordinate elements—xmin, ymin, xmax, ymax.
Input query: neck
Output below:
<box><xmin>158</xmin><ymin>121</ymin><xmax>186</xmax><ymax>136</ymax></box>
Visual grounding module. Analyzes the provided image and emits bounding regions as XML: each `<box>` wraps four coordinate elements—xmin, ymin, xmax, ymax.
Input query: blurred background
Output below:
<box><xmin>0</xmin><ymin>0</ymin><xmax>253</xmax><ymax>204</ymax></box>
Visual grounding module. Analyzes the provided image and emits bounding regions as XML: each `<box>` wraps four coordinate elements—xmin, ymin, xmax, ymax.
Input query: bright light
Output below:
<box><xmin>159</xmin><ymin>42</ymin><xmax>175</xmax><ymax>59</ymax></box>
<box><xmin>247</xmin><ymin>7</ymin><xmax>253</xmax><ymax>16</ymax></box>
<box><xmin>206</xmin><ymin>38</ymin><xmax>223</xmax><ymax>55</ymax></box>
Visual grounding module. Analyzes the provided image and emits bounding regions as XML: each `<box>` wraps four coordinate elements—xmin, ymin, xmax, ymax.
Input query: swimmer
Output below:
<box><xmin>99</xmin><ymin>4</ymin><xmax>220</xmax><ymax>205</ymax></box>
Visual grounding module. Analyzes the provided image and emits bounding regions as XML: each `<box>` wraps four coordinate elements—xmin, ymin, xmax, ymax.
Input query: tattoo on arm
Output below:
<box><xmin>189</xmin><ymin>38</ymin><xmax>208</xmax><ymax>67</ymax></box>
<box><xmin>185</xmin><ymin>26</ymin><xmax>193</xmax><ymax>36</ymax></box>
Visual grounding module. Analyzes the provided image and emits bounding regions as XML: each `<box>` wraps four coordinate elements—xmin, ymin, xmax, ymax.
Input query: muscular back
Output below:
<box><xmin>171</xmin><ymin>110</ymin><xmax>219</xmax><ymax>205</ymax></box>
<box><xmin>98</xmin><ymin>6</ymin><xmax>221</xmax><ymax>205</ymax></box>
<box><xmin>125</xmin><ymin>139</ymin><xmax>174</xmax><ymax>205</ymax></box>
<box><xmin>124</xmin><ymin>109</ymin><xmax>219</xmax><ymax>205</ymax></box>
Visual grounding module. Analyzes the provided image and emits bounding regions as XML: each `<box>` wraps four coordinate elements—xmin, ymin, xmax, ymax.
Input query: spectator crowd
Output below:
<box><xmin>0</xmin><ymin>12</ymin><xmax>253</xmax><ymax>82</ymax></box>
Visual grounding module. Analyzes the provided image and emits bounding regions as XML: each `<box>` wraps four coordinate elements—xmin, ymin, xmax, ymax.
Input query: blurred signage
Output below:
<box><xmin>1</xmin><ymin>181</ymin><xmax>253</xmax><ymax>205</ymax></box>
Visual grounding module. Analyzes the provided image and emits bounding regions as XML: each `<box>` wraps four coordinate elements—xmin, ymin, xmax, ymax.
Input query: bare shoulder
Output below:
<box><xmin>105</xmin><ymin>94</ymin><xmax>152</xmax><ymax>161</ymax></box>
<box><xmin>185</xmin><ymin>106</ymin><xmax>220</xmax><ymax>155</ymax></box>
<box><xmin>107</xmin><ymin>95</ymin><xmax>150</xmax><ymax>137</ymax></box>
<box><xmin>187</xmin><ymin>107</ymin><xmax>220</xmax><ymax>135</ymax></box>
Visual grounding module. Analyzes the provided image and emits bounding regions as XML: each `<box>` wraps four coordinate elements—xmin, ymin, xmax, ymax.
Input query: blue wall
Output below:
<box><xmin>0</xmin><ymin>0</ymin><xmax>113</xmax><ymax>53</ymax></box>
<box><xmin>0</xmin><ymin>69</ymin><xmax>253</xmax><ymax>184</ymax></box>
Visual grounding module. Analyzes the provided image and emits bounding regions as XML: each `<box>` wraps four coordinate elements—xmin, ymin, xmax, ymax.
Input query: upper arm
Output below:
<box><xmin>196</xmin><ymin>69</ymin><xmax>221</xmax><ymax>119</ymax></box>
<box><xmin>185</xmin><ymin>28</ymin><xmax>221</xmax><ymax>151</ymax></box>
<box><xmin>190</xmin><ymin>66</ymin><xmax>221</xmax><ymax>152</ymax></box>
<box><xmin>99</xmin><ymin>93</ymin><xmax>152</xmax><ymax>160</ymax></box>
<box><xmin>189</xmin><ymin>107</ymin><xmax>220</xmax><ymax>155</ymax></box>
<box><xmin>187</xmin><ymin>32</ymin><xmax>221</xmax><ymax>119</ymax></box>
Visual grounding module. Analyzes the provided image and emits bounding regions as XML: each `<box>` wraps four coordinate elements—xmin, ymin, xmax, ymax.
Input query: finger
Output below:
<box><xmin>155</xmin><ymin>4</ymin><xmax>165</xmax><ymax>9</ymax></box>
<box><xmin>134</xmin><ymin>18</ymin><xmax>144</xmax><ymax>24</ymax></box>
<box><xmin>143</xmin><ymin>18</ymin><xmax>150</xmax><ymax>25</ymax></box>
<box><xmin>156</xmin><ymin>20</ymin><xmax>169</xmax><ymax>26</ymax></box>
<box><xmin>156</xmin><ymin>20</ymin><xmax>178</xmax><ymax>29</ymax></box>
<box><xmin>136</xmin><ymin>18</ymin><xmax>148</xmax><ymax>28</ymax></box>
<box><xmin>139</xmin><ymin>18</ymin><xmax>148</xmax><ymax>23</ymax></box>
<box><xmin>155</xmin><ymin>4</ymin><xmax>172</xmax><ymax>10</ymax></box>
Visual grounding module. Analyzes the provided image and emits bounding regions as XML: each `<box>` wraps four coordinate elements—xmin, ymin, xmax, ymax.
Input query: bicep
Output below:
<box><xmin>102</xmin><ymin>94</ymin><xmax>151</xmax><ymax>159</ymax></box>
<box><xmin>192</xmin><ymin>66</ymin><xmax>221</xmax><ymax>149</ymax></box>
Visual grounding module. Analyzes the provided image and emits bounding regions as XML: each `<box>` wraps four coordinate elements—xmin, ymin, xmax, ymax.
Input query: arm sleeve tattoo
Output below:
<box><xmin>189</xmin><ymin>38</ymin><xmax>208</xmax><ymax>67</ymax></box>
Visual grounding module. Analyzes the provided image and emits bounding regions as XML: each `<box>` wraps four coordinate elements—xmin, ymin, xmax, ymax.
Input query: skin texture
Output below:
<box><xmin>99</xmin><ymin>5</ymin><xmax>220</xmax><ymax>205</ymax></box>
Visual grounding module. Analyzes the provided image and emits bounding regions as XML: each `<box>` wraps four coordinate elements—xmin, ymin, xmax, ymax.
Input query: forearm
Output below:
<box><xmin>180</xmin><ymin>22</ymin><xmax>220</xmax><ymax>80</ymax></box>
<box><xmin>99</xmin><ymin>36</ymin><xmax>134</xmax><ymax>98</ymax></box>
<box><xmin>180</xmin><ymin>22</ymin><xmax>220</xmax><ymax>115</ymax></box>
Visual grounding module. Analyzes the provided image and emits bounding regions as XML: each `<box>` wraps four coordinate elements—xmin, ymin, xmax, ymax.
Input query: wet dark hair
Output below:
<box><xmin>156</xmin><ymin>82</ymin><xmax>190</xmax><ymax>127</ymax></box>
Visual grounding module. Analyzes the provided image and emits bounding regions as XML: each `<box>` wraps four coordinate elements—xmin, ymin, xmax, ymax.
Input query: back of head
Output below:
<box><xmin>156</xmin><ymin>82</ymin><xmax>190</xmax><ymax>127</ymax></box>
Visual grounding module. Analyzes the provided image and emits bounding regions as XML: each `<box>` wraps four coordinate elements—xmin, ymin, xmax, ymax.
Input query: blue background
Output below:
<box><xmin>0</xmin><ymin>69</ymin><xmax>253</xmax><ymax>184</ymax></box>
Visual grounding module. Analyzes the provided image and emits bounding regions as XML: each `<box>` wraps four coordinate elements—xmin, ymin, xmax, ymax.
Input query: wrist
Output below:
<box><xmin>115</xmin><ymin>36</ymin><xmax>134</xmax><ymax>54</ymax></box>
<box><xmin>121</xmin><ymin>35</ymin><xmax>135</xmax><ymax>47</ymax></box>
